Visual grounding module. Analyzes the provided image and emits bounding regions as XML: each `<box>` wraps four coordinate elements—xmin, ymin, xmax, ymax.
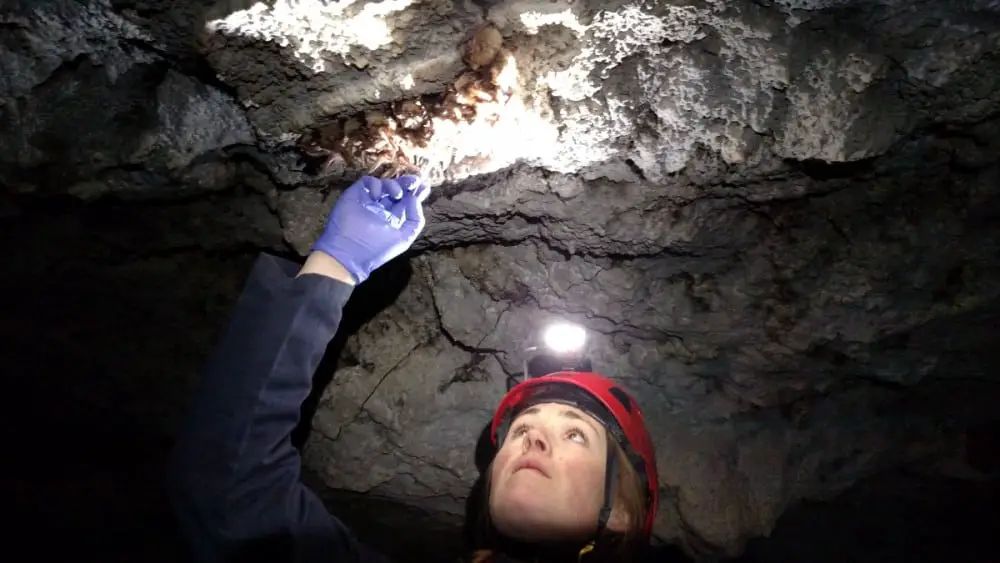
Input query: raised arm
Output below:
<box><xmin>166</xmin><ymin>176</ymin><xmax>430</xmax><ymax>563</ymax></box>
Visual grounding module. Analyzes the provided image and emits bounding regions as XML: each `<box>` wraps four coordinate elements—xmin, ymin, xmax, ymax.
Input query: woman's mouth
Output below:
<box><xmin>513</xmin><ymin>458</ymin><xmax>550</xmax><ymax>478</ymax></box>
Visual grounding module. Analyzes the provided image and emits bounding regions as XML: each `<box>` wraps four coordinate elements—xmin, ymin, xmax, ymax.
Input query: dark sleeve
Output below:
<box><xmin>166</xmin><ymin>253</ymin><xmax>389</xmax><ymax>563</ymax></box>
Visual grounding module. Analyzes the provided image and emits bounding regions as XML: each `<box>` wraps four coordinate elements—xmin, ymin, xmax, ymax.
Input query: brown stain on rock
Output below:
<box><xmin>297</xmin><ymin>23</ymin><xmax>515</xmax><ymax>179</ymax></box>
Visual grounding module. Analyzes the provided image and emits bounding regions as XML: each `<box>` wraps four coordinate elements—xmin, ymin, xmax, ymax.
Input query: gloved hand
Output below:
<box><xmin>312</xmin><ymin>175</ymin><xmax>430</xmax><ymax>283</ymax></box>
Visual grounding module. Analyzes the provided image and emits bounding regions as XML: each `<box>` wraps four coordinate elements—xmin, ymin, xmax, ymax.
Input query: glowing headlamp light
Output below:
<box><xmin>515</xmin><ymin>321</ymin><xmax>590</xmax><ymax>386</ymax></box>
<box><xmin>541</xmin><ymin>322</ymin><xmax>587</xmax><ymax>354</ymax></box>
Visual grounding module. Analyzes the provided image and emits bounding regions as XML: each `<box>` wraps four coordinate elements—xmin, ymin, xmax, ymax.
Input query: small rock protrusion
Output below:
<box><xmin>462</xmin><ymin>23</ymin><xmax>503</xmax><ymax>70</ymax></box>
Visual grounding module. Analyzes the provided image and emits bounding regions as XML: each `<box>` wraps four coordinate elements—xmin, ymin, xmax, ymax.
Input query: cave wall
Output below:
<box><xmin>2</xmin><ymin>0</ymin><xmax>1000</xmax><ymax>559</ymax></box>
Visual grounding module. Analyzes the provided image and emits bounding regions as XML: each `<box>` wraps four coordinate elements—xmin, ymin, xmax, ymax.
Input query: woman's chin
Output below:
<box><xmin>490</xmin><ymin>488</ymin><xmax>551</xmax><ymax>537</ymax></box>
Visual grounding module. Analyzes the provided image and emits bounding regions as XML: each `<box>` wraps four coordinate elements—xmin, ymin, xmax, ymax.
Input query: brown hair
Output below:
<box><xmin>467</xmin><ymin>434</ymin><xmax>648</xmax><ymax>562</ymax></box>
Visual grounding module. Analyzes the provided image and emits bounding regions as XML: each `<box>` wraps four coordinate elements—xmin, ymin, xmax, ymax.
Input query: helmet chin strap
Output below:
<box><xmin>594</xmin><ymin>441</ymin><xmax>618</xmax><ymax>537</ymax></box>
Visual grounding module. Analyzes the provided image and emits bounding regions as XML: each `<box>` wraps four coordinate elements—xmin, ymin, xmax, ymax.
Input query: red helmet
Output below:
<box><xmin>490</xmin><ymin>371</ymin><xmax>659</xmax><ymax>537</ymax></box>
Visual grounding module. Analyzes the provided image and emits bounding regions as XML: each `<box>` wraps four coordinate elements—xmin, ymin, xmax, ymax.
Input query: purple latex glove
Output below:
<box><xmin>312</xmin><ymin>175</ymin><xmax>430</xmax><ymax>283</ymax></box>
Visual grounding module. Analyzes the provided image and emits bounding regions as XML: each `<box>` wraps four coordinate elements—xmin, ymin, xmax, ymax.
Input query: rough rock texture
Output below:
<box><xmin>3</xmin><ymin>0</ymin><xmax>1000</xmax><ymax>559</ymax></box>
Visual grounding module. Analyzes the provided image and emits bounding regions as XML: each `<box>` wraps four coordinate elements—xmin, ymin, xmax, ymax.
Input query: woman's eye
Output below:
<box><xmin>567</xmin><ymin>428</ymin><xmax>587</xmax><ymax>444</ymax></box>
<box><xmin>511</xmin><ymin>424</ymin><xmax>529</xmax><ymax>437</ymax></box>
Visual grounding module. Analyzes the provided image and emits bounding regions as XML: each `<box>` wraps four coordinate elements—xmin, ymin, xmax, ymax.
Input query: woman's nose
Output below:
<box><xmin>522</xmin><ymin>427</ymin><xmax>550</xmax><ymax>454</ymax></box>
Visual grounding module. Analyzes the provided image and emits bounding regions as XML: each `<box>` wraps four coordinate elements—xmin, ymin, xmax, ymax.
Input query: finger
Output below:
<box><xmin>361</xmin><ymin>176</ymin><xmax>383</xmax><ymax>200</ymax></box>
<box><xmin>414</xmin><ymin>181</ymin><xmax>431</xmax><ymax>203</ymax></box>
<box><xmin>343</xmin><ymin>176</ymin><xmax>374</xmax><ymax>199</ymax></box>
<box><xmin>396</xmin><ymin>175</ymin><xmax>422</xmax><ymax>192</ymax></box>
<box><xmin>389</xmin><ymin>196</ymin><xmax>407</xmax><ymax>221</ymax></box>
<box><xmin>382</xmin><ymin>178</ymin><xmax>404</xmax><ymax>200</ymax></box>
<box><xmin>399</xmin><ymin>191</ymin><xmax>426</xmax><ymax>236</ymax></box>
<box><xmin>398</xmin><ymin>175</ymin><xmax>430</xmax><ymax>202</ymax></box>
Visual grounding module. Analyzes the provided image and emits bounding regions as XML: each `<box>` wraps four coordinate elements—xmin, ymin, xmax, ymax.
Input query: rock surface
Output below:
<box><xmin>2</xmin><ymin>0</ymin><xmax>1000</xmax><ymax>558</ymax></box>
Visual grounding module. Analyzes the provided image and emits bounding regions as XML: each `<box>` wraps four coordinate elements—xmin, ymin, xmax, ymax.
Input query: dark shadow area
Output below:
<box><xmin>0</xmin><ymin>218</ymin><xmax>261</xmax><ymax>561</ymax></box>
<box><xmin>966</xmin><ymin>420</ymin><xmax>1000</xmax><ymax>473</ymax></box>
<box><xmin>302</xmin><ymin>483</ymin><xmax>468</xmax><ymax>562</ymax></box>
<box><xmin>784</xmin><ymin>156</ymin><xmax>878</xmax><ymax>181</ymax></box>
<box><xmin>462</xmin><ymin>421</ymin><xmax>495</xmax><ymax>551</ymax></box>
<box><xmin>1</xmin><ymin>377</ymin><xmax>187</xmax><ymax>562</ymax></box>
<box><xmin>735</xmin><ymin>472</ymin><xmax>1000</xmax><ymax>563</ymax></box>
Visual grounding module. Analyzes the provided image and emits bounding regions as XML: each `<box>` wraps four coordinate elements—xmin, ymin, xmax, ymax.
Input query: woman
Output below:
<box><xmin>167</xmin><ymin>175</ymin><xmax>659</xmax><ymax>563</ymax></box>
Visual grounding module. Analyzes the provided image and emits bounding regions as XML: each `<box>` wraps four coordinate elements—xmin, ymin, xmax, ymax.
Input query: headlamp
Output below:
<box><xmin>515</xmin><ymin>321</ymin><xmax>591</xmax><ymax>387</ymax></box>
<box><xmin>541</xmin><ymin>322</ymin><xmax>587</xmax><ymax>354</ymax></box>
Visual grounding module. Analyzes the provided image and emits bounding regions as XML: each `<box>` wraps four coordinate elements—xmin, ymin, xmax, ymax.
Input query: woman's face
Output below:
<box><xmin>488</xmin><ymin>402</ymin><xmax>610</xmax><ymax>541</ymax></box>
